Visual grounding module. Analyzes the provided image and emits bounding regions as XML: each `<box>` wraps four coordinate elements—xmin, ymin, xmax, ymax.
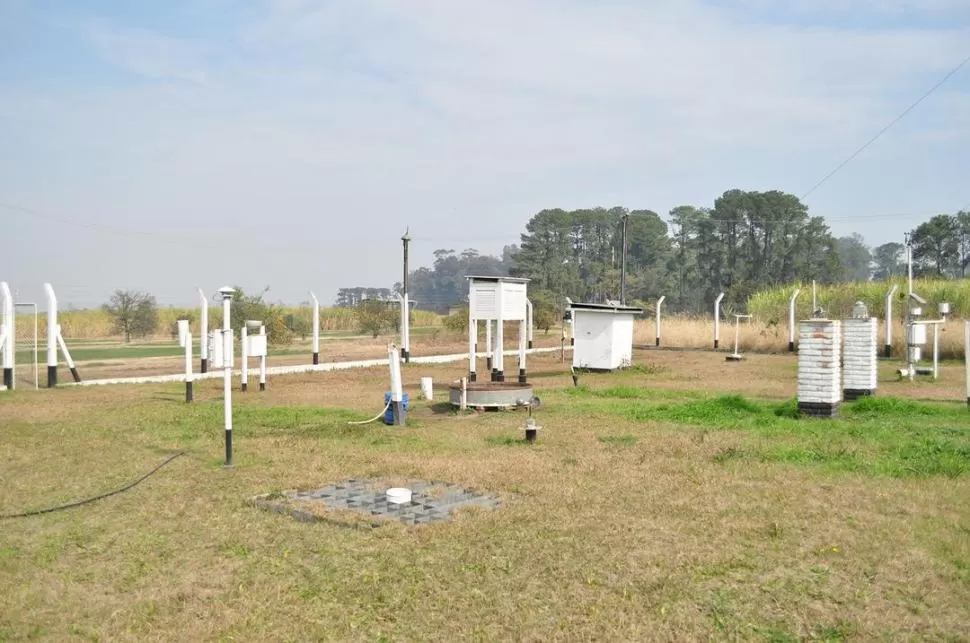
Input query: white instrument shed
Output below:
<box><xmin>568</xmin><ymin>302</ymin><xmax>643</xmax><ymax>371</ymax></box>
<box><xmin>466</xmin><ymin>276</ymin><xmax>530</xmax><ymax>321</ymax></box>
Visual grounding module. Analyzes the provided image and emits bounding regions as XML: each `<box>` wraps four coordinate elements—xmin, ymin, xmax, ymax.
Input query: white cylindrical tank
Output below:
<box><xmin>420</xmin><ymin>377</ymin><xmax>433</xmax><ymax>400</ymax></box>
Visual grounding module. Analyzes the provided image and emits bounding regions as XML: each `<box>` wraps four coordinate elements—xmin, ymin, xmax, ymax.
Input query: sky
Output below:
<box><xmin>1</xmin><ymin>0</ymin><xmax>968</xmax><ymax>308</ymax></box>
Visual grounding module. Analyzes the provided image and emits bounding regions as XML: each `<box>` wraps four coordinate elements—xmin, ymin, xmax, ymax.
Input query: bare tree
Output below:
<box><xmin>103</xmin><ymin>290</ymin><xmax>158</xmax><ymax>342</ymax></box>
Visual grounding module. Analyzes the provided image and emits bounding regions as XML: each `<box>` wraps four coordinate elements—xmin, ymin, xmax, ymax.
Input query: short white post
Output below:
<box><xmin>259</xmin><ymin>324</ymin><xmax>267</xmax><ymax>391</ymax></box>
<box><xmin>310</xmin><ymin>290</ymin><xmax>320</xmax><ymax>365</ymax></box>
<box><xmin>44</xmin><ymin>283</ymin><xmax>58</xmax><ymax>387</ymax></box>
<box><xmin>655</xmin><ymin>295</ymin><xmax>665</xmax><ymax>346</ymax></box>
<box><xmin>179</xmin><ymin>320</ymin><xmax>193</xmax><ymax>403</ymax></box>
<box><xmin>788</xmin><ymin>287</ymin><xmax>801</xmax><ymax>352</ymax></box>
<box><xmin>241</xmin><ymin>324</ymin><xmax>249</xmax><ymax>392</ymax></box>
<box><xmin>713</xmin><ymin>292</ymin><xmax>725</xmax><ymax>349</ymax></box>
<box><xmin>525</xmin><ymin>299</ymin><xmax>534</xmax><ymax>349</ymax></box>
<box><xmin>933</xmin><ymin>322</ymin><xmax>940</xmax><ymax>381</ymax></box>
<box><xmin>1</xmin><ymin>282</ymin><xmax>13</xmax><ymax>390</ymax></box>
<box><xmin>460</xmin><ymin>376</ymin><xmax>468</xmax><ymax>411</ymax></box>
<box><xmin>388</xmin><ymin>344</ymin><xmax>405</xmax><ymax>425</ymax></box>
<box><xmin>198</xmin><ymin>287</ymin><xmax>209</xmax><ymax>373</ymax></box>
<box><xmin>468</xmin><ymin>318</ymin><xmax>477</xmax><ymax>381</ymax></box>
<box><xmin>965</xmin><ymin>321</ymin><xmax>970</xmax><ymax>409</ymax></box>
<box><xmin>485</xmin><ymin>319</ymin><xmax>493</xmax><ymax>374</ymax></box>
<box><xmin>518</xmin><ymin>319</ymin><xmax>527</xmax><ymax>383</ymax></box>
<box><xmin>219</xmin><ymin>287</ymin><xmax>235</xmax><ymax>466</ymax></box>
<box><xmin>885</xmin><ymin>284</ymin><xmax>898</xmax><ymax>358</ymax></box>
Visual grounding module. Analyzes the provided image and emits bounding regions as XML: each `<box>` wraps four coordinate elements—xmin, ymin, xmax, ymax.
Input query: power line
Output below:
<box><xmin>801</xmin><ymin>52</ymin><xmax>970</xmax><ymax>201</ymax></box>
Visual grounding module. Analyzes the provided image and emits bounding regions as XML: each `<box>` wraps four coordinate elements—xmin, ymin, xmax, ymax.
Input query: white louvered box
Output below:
<box><xmin>798</xmin><ymin>320</ymin><xmax>841</xmax><ymax>410</ymax></box>
<box><xmin>843</xmin><ymin>317</ymin><xmax>877</xmax><ymax>399</ymax></box>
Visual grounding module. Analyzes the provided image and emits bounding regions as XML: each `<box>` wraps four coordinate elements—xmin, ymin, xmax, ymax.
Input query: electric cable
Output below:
<box><xmin>801</xmin><ymin>52</ymin><xmax>970</xmax><ymax>201</ymax></box>
<box><xmin>0</xmin><ymin>451</ymin><xmax>185</xmax><ymax>519</ymax></box>
<box><xmin>347</xmin><ymin>401</ymin><xmax>391</xmax><ymax>425</ymax></box>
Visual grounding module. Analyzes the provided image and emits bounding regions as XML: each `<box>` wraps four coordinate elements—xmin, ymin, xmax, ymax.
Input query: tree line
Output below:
<box><xmin>400</xmin><ymin>189</ymin><xmax>969</xmax><ymax>315</ymax></box>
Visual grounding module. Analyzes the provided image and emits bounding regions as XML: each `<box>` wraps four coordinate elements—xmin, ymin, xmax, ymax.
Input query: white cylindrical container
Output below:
<box><xmin>940</xmin><ymin>302</ymin><xmax>951</xmax><ymax>316</ymax></box>
<box><xmin>907</xmin><ymin>324</ymin><xmax>927</xmax><ymax>345</ymax></box>
<box><xmin>386</xmin><ymin>488</ymin><xmax>412</xmax><ymax>504</ymax></box>
<box><xmin>420</xmin><ymin>376</ymin><xmax>433</xmax><ymax>400</ymax></box>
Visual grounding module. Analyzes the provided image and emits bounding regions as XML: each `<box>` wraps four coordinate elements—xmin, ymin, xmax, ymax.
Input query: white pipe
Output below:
<box><xmin>655</xmin><ymin>295</ymin><xmax>666</xmax><ymax>346</ymax></box>
<box><xmin>933</xmin><ymin>322</ymin><xmax>939</xmax><ymax>380</ymax></box>
<box><xmin>1</xmin><ymin>282</ymin><xmax>13</xmax><ymax>377</ymax></box>
<box><xmin>310</xmin><ymin>290</ymin><xmax>320</xmax><ymax>364</ymax></box>
<box><xmin>403</xmin><ymin>293</ymin><xmax>410</xmax><ymax>359</ymax></box>
<box><xmin>525</xmin><ymin>299</ymin><xmax>534</xmax><ymax>348</ymax></box>
<box><xmin>241</xmin><ymin>325</ymin><xmax>249</xmax><ymax>391</ymax></box>
<box><xmin>518</xmin><ymin>319</ymin><xmax>527</xmax><ymax>381</ymax></box>
<box><xmin>398</xmin><ymin>293</ymin><xmax>409</xmax><ymax>359</ymax></box>
<box><xmin>788</xmin><ymin>288</ymin><xmax>801</xmax><ymax>351</ymax></box>
<box><xmin>485</xmin><ymin>319</ymin><xmax>493</xmax><ymax>370</ymax></box>
<box><xmin>965</xmin><ymin>321</ymin><xmax>970</xmax><ymax>407</ymax></box>
<box><xmin>259</xmin><ymin>324</ymin><xmax>267</xmax><ymax>390</ymax></box>
<box><xmin>885</xmin><ymin>284</ymin><xmax>898</xmax><ymax>357</ymax></box>
<box><xmin>388</xmin><ymin>345</ymin><xmax>403</xmax><ymax>402</ymax></box>
<box><xmin>714</xmin><ymin>292</ymin><xmax>725</xmax><ymax>348</ymax></box>
<box><xmin>460</xmin><ymin>376</ymin><xmax>468</xmax><ymax>411</ymax></box>
<box><xmin>44</xmin><ymin>283</ymin><xmax>57</xmax><ymax>372</ymax></box>
<box><xmin>221</xmin><ymin>291</ymin><xmax>233</xmax><ymax>462</ymax></box>
<box><xmin>468</xmin><ymin>318</ymin><xmax>477</xmax><ymax>379</ymax></box>
<box><xmin>495</xmin><ymin>286</ymin><xmax>505</xmax><ymax>378</ymax></box>
<box><xmin>56</xmin><ymin>327</ymin><xmax>76</xmax><ymax>369</ymax></box>
<box><xmin>198</xmin><ymin>288</ymin><xmax>209</xmax><ymax>372</ymax></box>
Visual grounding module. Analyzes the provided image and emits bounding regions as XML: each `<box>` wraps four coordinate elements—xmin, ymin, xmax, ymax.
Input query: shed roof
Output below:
<box><xmin>464</xmin><ymin>275</ymin><xmax>531</xmax><ymax>283</ymax></box>
<box><xmin>567</xmin><ymin>302</ymin><xmax>643</xmax><ymax>314</ymax></box>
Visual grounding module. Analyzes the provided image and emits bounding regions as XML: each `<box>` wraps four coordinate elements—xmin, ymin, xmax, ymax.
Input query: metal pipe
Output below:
<box><xmin>713</xmin><ymin>292</ymin><xmax>725</xmax><ymax>349</ymax></box>
<box><xmin>525</xmin><ymin>299</ymin><xmax>534</xmax><ymax>349</ymax></box>
<box><xmin>468</xmin><ymin>318</ymin><xmax>477</xmax><ymax>381</ymax></box>
<box><xmin>933</xmin><ymin>322</ymin><xmax>939</xmax><ymax>380</ymax></box>
<box><xmin>259</xmin><ymin>324</ymin><xmax>267</xmax><ymax>391</ymax></box>
<box><xmin>655</xmin><ymin>295</ymin><xmax>665</xmax><ymax>346</ymax></box>
<box><xmin>1</xmin><ymin>282</ymin><xmax>13</xmax><ymax>390</ymax></box>
<box><xmin>219</xmin><ymin>287</ymin><xmax>234</xmax><ymax>466</ymax></box>
<box><xmin>44</xmin><ymin>283</ymin><xmax>58</xmax><ymax>386</ymax></box>
<box><xmin>183</xmin><ymin>326</ymin><xmax>193</xmax><ymax>403</ymax></box>
<box><xmin>241</xmin><ymin>324</ymin><xmax>249</xmax><ymax>392</ymax></box>
<box><xmin>56</xmin><ymin>326</ymin><xmax>80</xmax><ymax>382</ymax></box>
<box><xmin>788</xmin><ymin>287</ymin><xmax>801</xmax><ymax>352</ymax></box>
<box><xmin>885</xmin><ymin>284</ymin><xmax>898</xmax><ymax>358</ymax></box>
<box><xmin>198</xmin><ymin>288</ymin><xmax>209</xmax><ymax>373</ymax></box>
<box><xmin>495</xmin><ymin>286</ymin><xmax>505</xmax><ymax>381</ymax></box>
<box><xmin>518</xmin><ymin>319</ymin><xmax>527</xmax><ymax>383</ymax></box>
<box><xmin>310</xmin><ymin>290</ymin><xmax>320</xmax><ymax>365</ymax></box>
<box><xmin>486</xmin><ymin>319</ymin><xmax>493</xmax><ymax>376</ymax></box>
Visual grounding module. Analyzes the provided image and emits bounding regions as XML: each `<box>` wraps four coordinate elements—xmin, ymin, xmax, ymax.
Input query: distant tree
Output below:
<box><xmin>836</xmin><ymin>233</ymin><xmax>872</xmax><ymax>282</ymax></box>
<box><xmin>335</xmin><ymin>287</ymin><xmax>393</xmax><ymax>307</ymax></box>
<box><xmin>103</xmin><ymin>290</ymin><xmax>158</xmax><ymax>342</ymax></box>
<box><xmin>170</xmin><ymin>311</ymin><xmax>197</xmax><ymax>340</ymax></box>
<box><xmin>356</xmin><ymin>300</ymin><xmax>395</xmax><ymax>338</ymax></box>
<box><xmin>229</xmin><ymin>286</ymin><xmax>292</xmax><ymax>345</ymax></box>
<box><xmin>910</xmin><ymin>215</ymin><xmax>960</xmax><ymax>276</ymax></box>
<box><xmin>442</xmin><ymin>305</ymin><xmax>469</xmax><ymax>333</ymax></box>
<box><xmin>529</xmin><ymin>289</ymin><xmax>558</xmax><ymax>333</ymax></box>
<box><xmin>284</xmin><ymin>310</ymin><xmax>312</xmax><ymax>340</ymax></box>
<box><xmin>872</xmin><ymin>242</ymin><xmax>904</xmax><ymax>280</ymax></box>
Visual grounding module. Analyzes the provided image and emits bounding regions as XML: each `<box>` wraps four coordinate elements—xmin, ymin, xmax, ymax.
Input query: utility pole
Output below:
<box><xmin>401</xmin><ymin>228</ymin><xmax>411</xmax><ymax>363</ymax></box>
<box><xmin>620</xmin><ymin>214</ymin><xmax>629</xmax><ymax>305</ymax></box>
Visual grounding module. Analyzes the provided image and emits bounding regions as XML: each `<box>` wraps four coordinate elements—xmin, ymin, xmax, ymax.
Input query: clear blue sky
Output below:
<box><xmin>1</xmin><ymin>0</ymin><xmax>968</xmax><ymax>308</ymax></box>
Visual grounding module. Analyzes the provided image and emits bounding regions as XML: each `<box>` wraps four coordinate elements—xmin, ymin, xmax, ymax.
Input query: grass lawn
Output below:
<box><xmin>1</xmin><ymin>350</ymin><xmax>968</xmax><ymax>640</ymax></box>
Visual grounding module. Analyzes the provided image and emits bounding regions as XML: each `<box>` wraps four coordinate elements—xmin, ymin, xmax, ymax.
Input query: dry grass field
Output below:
<box><xmin>2</xmin><ymin>342</ymin><xmax>969</xmax><ymax>641</ymax></box>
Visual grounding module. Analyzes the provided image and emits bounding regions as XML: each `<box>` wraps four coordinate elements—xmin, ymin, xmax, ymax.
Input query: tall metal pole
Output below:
<box><xmin>620</xmin><ymin>214</ymin><xmax>629</xmax><ymax>305</ymax></box>
<box><xmin>905</xmin><ymin>234</ymin><xmax>915</xmax><ymax>381</ymax></box>
<box><xmin>401</xmin><ymin>228</ymin><xmax>411</xmax><ymax>363</ymax></box>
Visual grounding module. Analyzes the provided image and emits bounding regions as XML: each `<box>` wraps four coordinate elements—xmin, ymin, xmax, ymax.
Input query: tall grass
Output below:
<box><xmin>749</xmin><ymin>277</ymin><xmax>970</xmax><ymax>322</ymax></box>
<box><xmin>12</xmin><ymin>307</ymin><xmax>443</xmax><ymax>341</ymax></box>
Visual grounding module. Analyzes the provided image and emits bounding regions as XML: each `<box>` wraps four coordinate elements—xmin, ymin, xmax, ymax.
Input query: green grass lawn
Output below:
<box><xmin>1</xmin><ymin>354</ymin><xmax>968</xmax><ymax>640</ymax></box>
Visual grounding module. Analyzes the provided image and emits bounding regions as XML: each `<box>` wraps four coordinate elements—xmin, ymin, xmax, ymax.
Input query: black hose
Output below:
<box><xmin>0</xmin><ymin>451</ymin><xmax>185</xmax><ymax>519</ymax></box>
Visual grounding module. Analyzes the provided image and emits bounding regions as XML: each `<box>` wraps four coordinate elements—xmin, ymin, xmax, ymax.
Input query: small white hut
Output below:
<box><xmin>567</xmin><ymin>302</ymin><xmax>643</xmax><ymax>371</ymax></box>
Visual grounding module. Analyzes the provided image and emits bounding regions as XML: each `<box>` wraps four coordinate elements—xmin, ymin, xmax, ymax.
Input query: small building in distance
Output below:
<box><xmin>567</xmin><ymin>302</ymin><xmax>643</xmax><ymax>371</ymax></box>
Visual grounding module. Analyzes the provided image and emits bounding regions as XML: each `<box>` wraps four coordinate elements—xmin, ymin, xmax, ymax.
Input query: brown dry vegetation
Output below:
<box><xmin>1</xmin><ymin>346</ymin><xmax>969</xmax><ymax>641</ymax></box>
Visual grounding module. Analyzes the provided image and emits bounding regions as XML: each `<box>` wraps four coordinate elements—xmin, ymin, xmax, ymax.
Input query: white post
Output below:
<box><xmin>398</xmin><ymin>293</ymin><xmax>409</xmax><ymax>363</ymax></box>
<box><xmin>468</xmin><ymin>318</ymin><xmax>477</xmax><ymax>381</ymax></box>
<box><xmin>495</xmin><ymin>286</ymin><xmax>506</xmax><ymax>381</ymax></box>
<box><xmin>714</xmin><ymin>292</ymin><xmax>725</xmax><ymax>349</ymax></box>
<box><xmin>219</xmin><ymin>287</ymin><xmax>235</xmax><ymax>466</ymax></box>
<box><xmin>788</xmin><ymin>287</ymin><xmax>801</xmax><ymax>352</ymax></box>
<box><xmin>403</xmin><ymin>293</ymin><xmax>411</xmax><ymax>363</ymax></box>
<box><xmin>310</xmin><ymin>290</ymin><xmax>320</xmax><ymax>365</ymax></box>
<box><xmin>198</xmin><ymin>288</ymin><xmax>209</xmax><ymax>373</ymax></box>
<box><xmin>460</xmin><ymin>376</ymin><xmax>468</xmax><ymax>411</ymax></box>
<box><xmin>388</xmin><ymin>344</ymin><xmax>405</xmax><ymax>425</ymax></box>
<box><xmin>518</xmin><ymin>319</ymin><xmax>527</xmax><ymax>383</ymax></box>
<box><xmin>485</xmin><ymin>319</ymin><xmax>493</xmax><ymax>375</ymax></box>
<box><xmin>525</xmin><ymin>299</ymin><xmax>534</xmax><ymax>349</ymax></box>
<box><xmin>44</xmin><ymin>283</ymin><xmax>58</xmax><ymax>387</ymax></box>
<box><xmin>965</xmin><ymin>321</ymin><xmax>970</xmax><ymax>409</ymax></box>
<box><xmin>179</xmin><ymin>320</ymin><xmax>193</xmax><ymax>403</ymax></box>
<box><xmin>259</xmin><ymin>324</ymin><xmax>267</xmax><ymax>391</ymax></box>
<box><xmin>655</xmin><ymin>295</ymin><xmax>666</xmax><ymax>347</ymax></box>
<box><xmin>241</xmin><ymin>324</ymin><xmax>249</xmax><ymax>392</ymax></box>
<box><xmin>933</xmin><ymin>322</ymin><xmax>940</xmax><ymax>381</ymax></box>
<box><xmin>1</xmin><ymin>282</ymin><xmax>13</xmax><ymax>390</ymax></box>
<box><xmin>55</xmin><ymin>325</ymin><xmax>80</xmax><ymax>382</ymax></box>
<box><xmin>885</xmin><ymin>284</ymin><xmax>898</xmax><ymax>358</ymax></box>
